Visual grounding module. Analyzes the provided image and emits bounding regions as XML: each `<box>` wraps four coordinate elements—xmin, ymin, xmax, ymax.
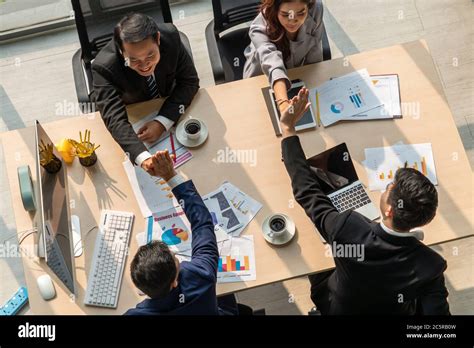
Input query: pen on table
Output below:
<box><xmin>169</xmin><ymin>132</ymin><xmax>176</xmax><ymax>163</ymax></box>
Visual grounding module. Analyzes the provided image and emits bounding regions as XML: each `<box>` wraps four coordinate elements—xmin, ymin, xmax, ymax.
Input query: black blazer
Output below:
<box><xmin>282</xmin><ymin>136</ymin><xmax>450</xmax><ymax>315</ymax></box>
<box><xmin>91</xmin><ymin>23</ymin><xmax>200</xmax><ymax>164</ymax></box>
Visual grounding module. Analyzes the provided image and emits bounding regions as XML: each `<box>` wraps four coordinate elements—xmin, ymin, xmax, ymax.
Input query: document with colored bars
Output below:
<box><xmin>309</xmin><ymin>69</ymin><xmax>386</xmax><ymax>127</ymax></box>
<box><xmin>363</xmin><ymin>143</ymin><xmax>438</xmax><ymax>191</ymax></box>
<box><xmin>217</xmin><ymin>235</ymin><xmax>256</xmax><ymax>283</ymax></box>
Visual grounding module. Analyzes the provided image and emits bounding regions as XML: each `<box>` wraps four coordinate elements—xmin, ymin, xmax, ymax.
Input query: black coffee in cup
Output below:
<box><xmin>185</xmin><ymin>122</ymin><xmax>201</xmax><ymax>135</ymax></box>
<box><xmin>270</xmin><ymin>217</ymin><xmax>286</xmax><ymax>232</ymax></box>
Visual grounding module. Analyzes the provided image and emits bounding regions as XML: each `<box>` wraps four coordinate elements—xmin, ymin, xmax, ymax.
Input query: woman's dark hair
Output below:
<box><xmin>130</xmin><ymin>241</ymin><xmax>177</xmax><ymax>299</ymax></box>
<box><xmin>114</xmin><ymin>12</ymin><xmax>159</xmax><ymax>51</ymax></box>
<box><xmin>260</xmin><ymin>0</ymin><xmax>314</xmax><ymax>61</ymax></box>
<box><xmin>388</xmin><ymin>168</ymin><xmax>438</xmax><ymax>231</ymax></box>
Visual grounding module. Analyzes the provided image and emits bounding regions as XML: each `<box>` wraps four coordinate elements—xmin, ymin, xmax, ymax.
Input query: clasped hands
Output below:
<box><xmin>141</xmin><ymin>150</ymin><xmax>177</xmax><ymax>181</ymax></box>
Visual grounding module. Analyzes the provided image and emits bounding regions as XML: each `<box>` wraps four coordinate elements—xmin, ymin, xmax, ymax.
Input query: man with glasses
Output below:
<box><xmin>91</xmin><ymin>13</ymin><xmax>199</xmax><ymax>175</ymax></box>
<box><xmin>278</xmin><ymin>88</ymin><xmax>450</xmax><ymax>315</ymax></box>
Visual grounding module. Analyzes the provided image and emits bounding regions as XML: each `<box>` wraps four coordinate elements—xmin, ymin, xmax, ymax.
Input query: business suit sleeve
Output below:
<box><xmin>172</xmin><ymin>180</ymin><xmax>218</xmax><ymax>280</ymax></box>
<box><xmin>91</xmin><ymin>64</ymin><xmax>147</xmax><ymax>164</ymax></box>
<box><xmin>158</xmin><ymin>39</ymin><xmax>200</xmax><ymax>123</ymax></box>
<box><xmin>282</xmin><ymin>136</ymin><xmax>349</xmax><ymax>243</ymax></box>
<box><xmin>417</xmin><ymin>269</ymin><xmax>450</xmax><ymax>315</ymax></box>
<box><xmin>247</xmin><ymin>14</ymin><xmax>290</xmax><ymax>89</ymax></box>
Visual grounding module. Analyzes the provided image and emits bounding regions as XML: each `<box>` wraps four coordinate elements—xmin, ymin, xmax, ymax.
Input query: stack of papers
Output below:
<box><xmin>352</xmin><ymin>74</ymin><xmax>401</xmax><ymax>119</ymax></box>
<box><xmin>362</xmin><ymin>143</ymin><xmax>438</xmax><ymax>191</ymax></box>
<box><xmin>310</xmin><ymin>69</ymin><xmax>401</xmax><ymax>127</ymax></box>
<box><xmin>203</xmin><ymin>182</ymin><xmax>263</xmax><ymax>237</ymax></box>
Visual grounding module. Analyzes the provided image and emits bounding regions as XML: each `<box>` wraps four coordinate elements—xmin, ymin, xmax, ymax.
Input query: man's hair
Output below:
<box><xmin>114</xmin><ymin>12</ymin><xmax>159</xmax><ymax>51</ymax></box>
<box><xmin>130</xmin><ymin>241</ymin><xmax>177</xmax><ymax>299</ymax></box>
<box><xmin>388</xmin><ymin>168</ymin><xmax>438</xmax><ymax>231</ymax></box>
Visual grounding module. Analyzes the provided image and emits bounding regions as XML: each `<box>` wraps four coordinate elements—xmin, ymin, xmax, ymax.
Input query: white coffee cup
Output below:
<box><xmin>184</xmin><ymin>119</ymin><xmax>202</xmax><ymax>140</ymax></box>
<box><xmin>266</xmin><ymin>214</ymin><xmax>288</xmax><ymax>239</ymax></box>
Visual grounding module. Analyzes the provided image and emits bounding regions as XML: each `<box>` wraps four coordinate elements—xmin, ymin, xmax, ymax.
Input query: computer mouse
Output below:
<box><xmin>36</xmin><ymin>274</ymin><xmax>56</xmax><ymax>301</ymax></box>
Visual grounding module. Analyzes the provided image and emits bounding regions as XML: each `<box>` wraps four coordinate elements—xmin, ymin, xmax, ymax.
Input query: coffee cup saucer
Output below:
<box><xmin>262</xmin><ymin>214</ymin><xmax>296</xmax><ymax>246</ymax></box>
<box><xmin>176</xmin><ymin>118</ymin><xmax>209</xmax><ymax>148</ymax></box>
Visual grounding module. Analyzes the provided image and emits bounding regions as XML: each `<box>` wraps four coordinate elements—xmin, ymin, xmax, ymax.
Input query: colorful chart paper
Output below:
<box><xmin>217</xmin><ymin>236</ymin><xmax>256</xmax><ymax>283</ymax></box>
<box><xmin>363</xmin><ymin>143</ymin><xmax>438</xmax><ymax>191</ymax></box>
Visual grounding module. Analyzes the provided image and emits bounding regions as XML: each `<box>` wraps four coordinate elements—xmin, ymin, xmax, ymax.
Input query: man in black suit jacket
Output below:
<box><xmin>278</xmin><ymin>88</ymin><xmax>450</xmax><ymax>315</ymax></box>
<box><xmin>91</xmin><ymin>13</ymin><xmax>199</xmax><ymax>175</ymax></box>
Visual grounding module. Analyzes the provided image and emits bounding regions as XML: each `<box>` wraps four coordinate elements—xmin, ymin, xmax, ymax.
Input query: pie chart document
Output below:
<box><xmin>310</xmin><ymin>69</ymin><xmax>383</xmax><ymax>127</ymax></box>
<box><xmin>152</xmin><ymin>206</ymin><xmax>193</xmax><ymax>254</ymax></box>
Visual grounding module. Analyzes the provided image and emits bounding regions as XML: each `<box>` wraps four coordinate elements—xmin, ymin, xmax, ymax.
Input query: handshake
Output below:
<box><xmin>141</xmin><ymin>150</ymin><xmax>177</xmax><ymax>181</ymax></box>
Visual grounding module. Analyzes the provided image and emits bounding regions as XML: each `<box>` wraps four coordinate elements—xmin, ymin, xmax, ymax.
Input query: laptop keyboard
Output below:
<box><xmin>330</xmin><ymin>183</ymin><xmax>372</xmax><ymax>213</ymax></box>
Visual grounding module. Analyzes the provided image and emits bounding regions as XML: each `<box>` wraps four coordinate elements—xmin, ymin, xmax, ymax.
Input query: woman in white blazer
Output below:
<box><xmin>243</xmin><ymin>0</ymin><xmax>324</xmax><ymax>114</ymax></box>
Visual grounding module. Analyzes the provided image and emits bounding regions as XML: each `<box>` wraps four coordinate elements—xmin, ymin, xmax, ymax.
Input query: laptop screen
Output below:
<box><xmin>306</xmin><ymin>143</ymin><xmax>359</xmax><ymax>195</ymax></box>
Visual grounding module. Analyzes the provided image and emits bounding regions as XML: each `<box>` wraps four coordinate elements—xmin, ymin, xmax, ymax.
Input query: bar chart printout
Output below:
<box><xmin>217</xmin><ymin>236</ymin><xmax>256</xmax><ymax>283</ymax></box>
<box><xmin>363</xmin><ymin>143</ymin><xmax>437</xmax><ymax>191</ymax></box>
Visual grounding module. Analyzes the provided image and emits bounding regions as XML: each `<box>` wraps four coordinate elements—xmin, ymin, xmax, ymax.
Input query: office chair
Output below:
<box><xmin>205</xmin><ymin>0</ymin><xmax>332</xmax><ymax>85</ymax></box>
<box><xmin>205</xmin><ymin>0</ymin><xmax>261</xmax><ymax>85</ymax></box>
<box><xmin>71</xmin><ymin>0</ymin><xmax>192</xmax><ymax>112</ymax></box>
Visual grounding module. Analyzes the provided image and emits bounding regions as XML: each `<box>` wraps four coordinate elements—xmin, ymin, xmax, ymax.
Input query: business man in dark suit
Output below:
<box><xmin>91</xmin><ymin>13</ymin><xmax>199</xmax><ymax>175</ymax></box>
<box><xmin>125</xmin><ymin>151</ymin><xmax>239</xmax><ymax>315</ymax></box>
<box><xmin>278</xmin><ymin>88</ymin><xmax>450</xmax><ymax>315</ymax></box>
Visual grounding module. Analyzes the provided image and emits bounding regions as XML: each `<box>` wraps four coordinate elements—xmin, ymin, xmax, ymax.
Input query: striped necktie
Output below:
<box><xmin>146</xmin><ymin>75</ymin><xmax>160</xmax><ymax>99</ymax></box>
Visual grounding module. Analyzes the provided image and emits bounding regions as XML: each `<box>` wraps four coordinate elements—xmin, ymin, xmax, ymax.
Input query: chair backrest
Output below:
<box><xmin>71</xmin><ymin>0</ymin><xmax>172</xmax><ymax>64</ymax></box>
<box><xmin>212</xmin><ymin>0</ymin><xmax>260</xmax><ymax>35</ymax></box>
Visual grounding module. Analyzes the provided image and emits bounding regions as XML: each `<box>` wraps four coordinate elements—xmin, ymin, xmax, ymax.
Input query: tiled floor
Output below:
<box><xmin>0</xmin><ymin>0</ymin><xmax>472</xmax><ymax>314</ymax></box>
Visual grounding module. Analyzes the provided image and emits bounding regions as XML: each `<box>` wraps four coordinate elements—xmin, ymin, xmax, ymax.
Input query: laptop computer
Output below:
<box><xmin>307</xmin><ymin>143</ymin><xmax>379</xmax><ymax>221</ymax></box>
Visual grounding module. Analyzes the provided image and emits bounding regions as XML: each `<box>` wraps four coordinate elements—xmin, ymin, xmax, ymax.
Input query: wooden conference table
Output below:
<box><xmin>2</xmin><ymin>40</ymin><xmax>472</xmax><ymax>314</ymax></box>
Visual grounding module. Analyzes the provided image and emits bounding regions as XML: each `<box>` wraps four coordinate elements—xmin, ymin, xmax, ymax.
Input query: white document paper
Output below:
<box><xmin>203</xmin><ymin>182</ymin><xmax>263</xmax><ymax>237</ymax></box>
<box><xmin>217</xmin><ymin>235</ymin><xmax>256</xmax><ymax>283</ymax></box>
<box><xmin>221</xmin><ymin>182</ymin><xmax>263</xmax><ymax>236</ymax></box>
<box><xmin>346</xmin><ymin>75</ymin><xmax>401</xmax><ymax>120</ymax></box>
<box><xmin>123</xmin><ymin>160</ymin><xmax>180</xmax><ymax>218</ymax></box>
<box><xmin>152</xmin><ymin>206</ymin><xmax>193</xmax><ymax>254</ymax></box>
<box><xmin>310</xmin><ymin>69</ymin><xmax>383</xmax><ymax>127</ymax></box>
<box><xmin>363</xmin><ymin>143</ymin><xmax>438</xmax><ymax>191</ymax></box>
<box><xmin>203</xmin><ymin>189</ymin><xmax>243</xmax><ymax>234</ymax></box>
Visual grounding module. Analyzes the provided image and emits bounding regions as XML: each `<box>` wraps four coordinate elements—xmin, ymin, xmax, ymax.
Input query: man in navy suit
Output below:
<box><xmin>125</xmin><ymin>150</ymin><xmax>238</xmax><ymax>315</ymax></box>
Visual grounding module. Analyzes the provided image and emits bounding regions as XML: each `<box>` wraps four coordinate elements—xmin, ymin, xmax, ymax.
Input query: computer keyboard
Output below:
<box><xmin>84</xmin><ymin>210</ymin><xmax>134</xmax><ymax>308</ymax></box>
<box><xmin>329</xmin><ymin>183</ymin><xmax>372</xmax><ymax>213</ymax></box>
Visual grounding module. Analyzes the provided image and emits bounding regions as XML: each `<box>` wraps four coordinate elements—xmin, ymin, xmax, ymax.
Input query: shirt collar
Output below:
<box><xmin>380</xmin><ymin>221</ymin><xmax>424</xmax><ymax>240</ymax></box>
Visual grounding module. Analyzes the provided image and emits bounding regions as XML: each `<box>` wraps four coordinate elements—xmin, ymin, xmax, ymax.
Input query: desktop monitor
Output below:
<box><xmin>34</xmin><ymin>120</ymin><xmax>76</xmax><ymax>295</ymax></box>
